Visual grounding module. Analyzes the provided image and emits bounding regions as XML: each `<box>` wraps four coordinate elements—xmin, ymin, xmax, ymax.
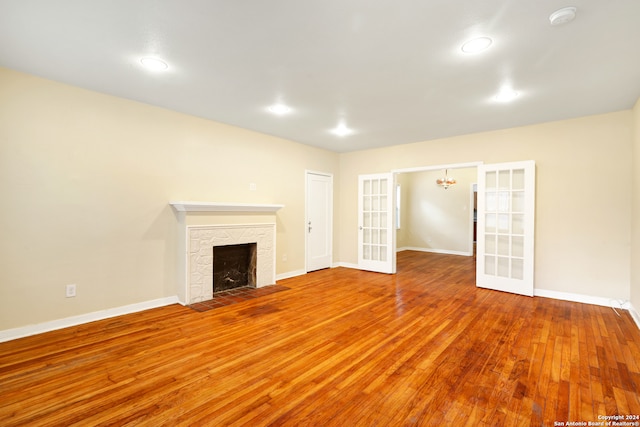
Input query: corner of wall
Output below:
<box><xmin>629</xmin><ymin>302</ymin><xmax>640</xmax><ymax>331</ymax></box>
<box><xmin>631</xmin><ymin>97</ymin><xmax>640</xmax><ymax>317</ymax></box>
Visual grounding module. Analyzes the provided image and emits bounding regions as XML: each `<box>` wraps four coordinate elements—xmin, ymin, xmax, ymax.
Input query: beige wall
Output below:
<box><xmin>340</xmin><ymin>111</ymin><xmax>633</xmax><ymax>300</ymax></box>
<box><xmin>396</xmin><ymin>173</ymin><xmax>411</xmax><ymax>248</ymax></box>
<box><xmin>0</xmin><ymin>67</ymin><xmax>339</xmax><ymax>329</ymax></box>
<box><xmin>397</xmin><ymin>168</ymin><xmax>476</xmax><ymax>255</ymax></box>
<box><xmin>631</xmin><ymin>97</ymin><xmax>640</xmax><ymax>314</ymax></box>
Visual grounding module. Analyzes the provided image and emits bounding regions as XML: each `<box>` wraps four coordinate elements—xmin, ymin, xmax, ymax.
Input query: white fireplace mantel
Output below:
<box><xmin>170</xmin><ymin>201</ymin><xmax>284</xmax><ymax>213</ymax></box>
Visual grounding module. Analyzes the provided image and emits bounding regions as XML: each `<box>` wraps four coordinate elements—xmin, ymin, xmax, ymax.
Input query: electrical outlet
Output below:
<box><xmin>249</xmin><ymin>183</ymin><xmax>257</xmax><ymax>191</ymax></box>
<box><xmin>282</xmin><ymin>254</ymin><xmax>288</xmax><ymax>262</ymax></box>
<box><xmin>65</xmin><ymin>284</ymin><xmax>76</xmax><ymax>298</ymax></box>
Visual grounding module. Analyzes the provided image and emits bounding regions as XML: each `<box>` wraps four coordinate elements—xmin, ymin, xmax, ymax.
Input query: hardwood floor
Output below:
<box><xmin>1</xmin><ymin>251</ymin><xmax>639</xmax><ymax>426</ymax></box>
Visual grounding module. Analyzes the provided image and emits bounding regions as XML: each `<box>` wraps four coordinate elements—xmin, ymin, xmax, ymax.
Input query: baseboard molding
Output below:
<box><xmin>333</xmin><ymin>261</ymin><xmax>359</xmax><ymax>269</ymax></box>
<box><xmin>397</xmin><ymin>246</ymin><xmax>473</xmax><ymax>257</ymax></box>
<box><xmin>276</xmin><ymin>269</ymin><xmax>306</xmax><ymax>281</ymax></box>
<box><xmin>0</xmin><ymin>296</ymin><xmax>180</xmax><ymax>343</ymax></box>
<box><xmin>537</xmin><ymin>290</ymin><xmax>639</xmax><ymax>331</ymax></box>
<box><xmin>534</xmin><ymin>289</ymin><xmax>632</xmax><ymax>309</ymax></box>
<box><xmin>276</xmin><ymin>265</ymin><xmax>361</xmax><ymax>279</ymax></box>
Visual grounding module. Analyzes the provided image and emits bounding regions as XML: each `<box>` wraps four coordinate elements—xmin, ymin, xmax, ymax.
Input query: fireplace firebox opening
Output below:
<box><xmin>213</xmin><ymin>243</ymin><xmax>257</xmax><ymax>293</ymax></box>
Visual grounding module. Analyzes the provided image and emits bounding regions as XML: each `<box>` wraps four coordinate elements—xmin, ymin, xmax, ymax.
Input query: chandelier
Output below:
<box><xmin>436</xmin><ymin>169</ymin><xmax>456</xmax><ymax>189</ymax></box>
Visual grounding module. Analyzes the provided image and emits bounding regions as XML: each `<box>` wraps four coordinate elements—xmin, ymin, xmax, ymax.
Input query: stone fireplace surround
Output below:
<box><xmin>188</xmin><ymin>224</ymin><xmax>275</xmax><ymax>303</ymax></box>
<box><xmin>170</xmin><ymin>202</ymin><xmax>284</xmax><ymax>305</ymax></box>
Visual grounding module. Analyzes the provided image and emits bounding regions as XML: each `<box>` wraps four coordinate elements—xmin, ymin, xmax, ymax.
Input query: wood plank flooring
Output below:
<box><xmin>1</xmin><ymin>250</ymin><xmax>639</xmax><ymax>426</ymax></box>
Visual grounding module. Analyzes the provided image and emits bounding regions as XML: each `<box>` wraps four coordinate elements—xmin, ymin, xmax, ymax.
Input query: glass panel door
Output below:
<box><xmin>477</xmin><ymin>161</ymin><xmax>535</xmax><ymax>296</ymax></box>
<box><xmin>358</xmin><ymin>173</ymin><xmax>396</xmax><ymax>274</ymax></box>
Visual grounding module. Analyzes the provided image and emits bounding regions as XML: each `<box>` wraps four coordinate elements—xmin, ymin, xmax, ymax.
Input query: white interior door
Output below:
<box><xmin>476</xmin><ymin>161</ymin><xmax>535</xmax><ymax>296</ymax></box>
<box><xmin>306</xmin><ymin>172</ymin><xmax>333</xmax><ymax>272</ymax></box>
<box><xmin>358</xmin><ymin>173</ymin><xmax>396</xmax><ymax>274</ymax></box>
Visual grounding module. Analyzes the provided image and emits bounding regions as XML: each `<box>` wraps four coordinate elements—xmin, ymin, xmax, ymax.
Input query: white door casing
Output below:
<box><xmin>476</xmin><ymin>161</ymin><xmax>535</xmax><ymax>296</ymax></box>
<box><xmin>358</xmin><ymin>173</ymin><xmax>396</xmax><ymax>274</ymax></box>
<box><xmin>306</xmin><ymin>171</ymin><xmax>333</xmax><ymax>272</ymax></box>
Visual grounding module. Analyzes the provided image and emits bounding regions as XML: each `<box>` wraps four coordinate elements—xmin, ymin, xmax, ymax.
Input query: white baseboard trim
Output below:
<box><xmin>535</xmin><ymin>289</ymin><xmax>630</xmax><ymax>309</ymax></box>
<box><xmin>536</xmin><ymin>289</ymin><xmax>639</xmax><ymax>330</ymax></box>
<box><xmin>0</xmin><ymin>296</ymin><xmax>180</xmax><ymax>343</ymax></box>
<box><xmin>397</xmin><ymin>246</ymin><xmax>473</xmax><ymax>257</ymax></box>
<box><xmin>276</xmin><ymin>264</ymin><xmax>361</xmax><ymax>280</ymax></box>
<box><xmin>333</xmin><ymin>261</ymin><xmax>359</xmax><ymax>269</ymax></box>
<box><xmin>276</xmin><ymin>269</ymin><xmax>306</xmax><ymax>281</ymax></box>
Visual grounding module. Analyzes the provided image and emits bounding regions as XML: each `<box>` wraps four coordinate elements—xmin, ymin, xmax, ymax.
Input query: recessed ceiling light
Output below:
<box><xmin>267</xmin><ymin>104</ymin><xmax>292</xmax><ymax>115</ymax></box>
<box><xmin>494</xmin><ymin>87</ymin><xmax>519</xmax><ymax>103</ymax></box>
<box><xmin>461</xmin><ymin>37</ymin><xmax>493</xmax><ymax>53</ymax></box>
<box><xmin>331</xmin><ymin>123</ymin><xmax>353</xmax><ymax>137</ymax></box>
<box><xmin>140</xmin><ymin>57</ymin><xmax>169</xmax><ymax>71</ymax></box>
<box><xmin>549</xmin><ymin>7</ymin><xmax>577</xmax><ymax>26</ymax></box>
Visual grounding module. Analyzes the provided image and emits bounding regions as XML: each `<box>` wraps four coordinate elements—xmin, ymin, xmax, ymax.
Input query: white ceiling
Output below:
<box><xmin>1</xmin><ymin>1</ymin><xmax>639</xmax><ymax>153</ymax></box>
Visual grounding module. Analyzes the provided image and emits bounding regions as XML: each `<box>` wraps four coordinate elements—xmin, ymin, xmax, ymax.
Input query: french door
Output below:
<box><xmin>358</xmin><ymin>173</ymin><xmax>396</xmax><ymax>274</ymax></box>
<box><xmin>476</xmin><ymin>161</ymin><xmax>535</xmax><ymax>296</ymax></box>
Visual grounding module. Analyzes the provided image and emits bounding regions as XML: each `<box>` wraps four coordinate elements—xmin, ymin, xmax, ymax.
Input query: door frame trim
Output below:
<box><xmin>391</xmin><ymin>161</ymin><xmax>484</xmax><ymax>175</ymax></box>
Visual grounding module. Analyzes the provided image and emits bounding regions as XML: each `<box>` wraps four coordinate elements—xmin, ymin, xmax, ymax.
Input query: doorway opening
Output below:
<box><xmin>393</xmin><ymin>162</ymin><xmax>480</xmax><ymax>267</ymax></box>
<box><xmin>359</xmin><ymin>160</ymin><xmax>535</xmax><ymax>297</ymax></box>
